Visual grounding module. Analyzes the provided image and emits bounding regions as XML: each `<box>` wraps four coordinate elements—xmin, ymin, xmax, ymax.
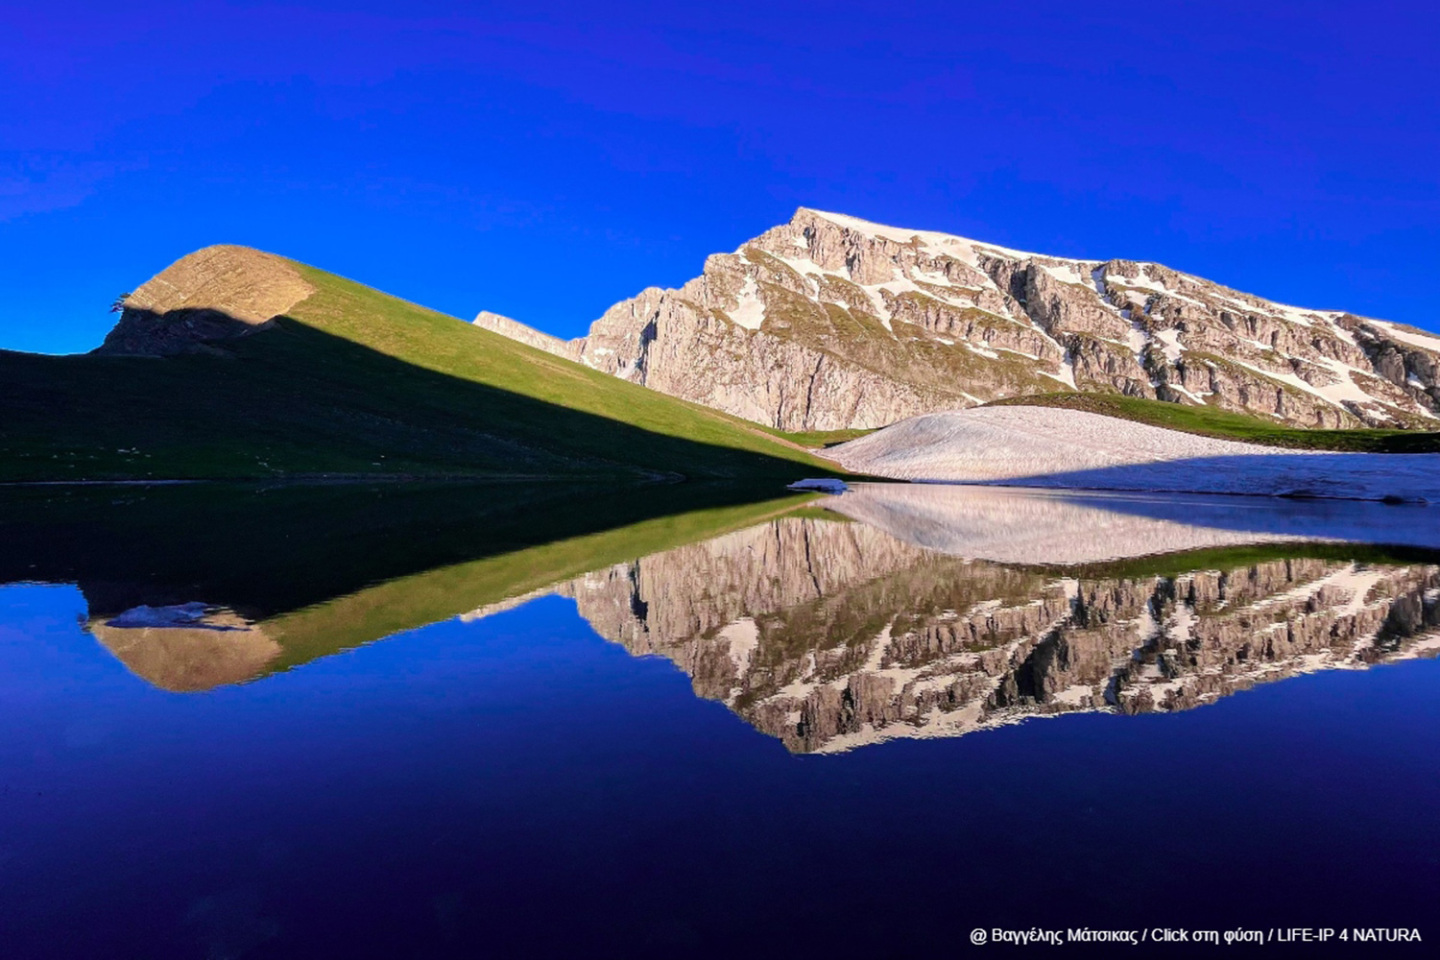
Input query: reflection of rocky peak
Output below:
<box><xmin>478</xmin><ymin>209</ymin><xmax>1440</xmax><ymax>430</ymax></box>
<box><xmin>562</xmin><ymin>516</ymin><xmax>1440</xmax><ymax>753</ymax></box>
<box><xmin>558</xmin><ymin>518</ymin><xmax>957</xmax><ymax>700</ymax></box>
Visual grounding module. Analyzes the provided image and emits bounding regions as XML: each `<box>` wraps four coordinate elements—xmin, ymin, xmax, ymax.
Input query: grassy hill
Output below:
<box><xmin>0</xmin><ymin>248</ymin><xmax>843</xmax><ymax>482</ymax></box>
<box><xmin>987</xmin><ymin>393</ymin><xmax>1440</xmax><ymax>453</ymax></box>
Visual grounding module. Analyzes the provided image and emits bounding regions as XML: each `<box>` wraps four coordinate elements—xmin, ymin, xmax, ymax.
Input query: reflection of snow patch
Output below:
<box><xmin>717</xmin><ymin>617</ymin><xmax>761</xmax><ymax>674</ymax></box>
<box><xmin>108</xmin><ymin>603</ymin><xmax>235</xmax><ymax>630</ymax></box>
<box><xmin>1134</xmin><ymin>601</ymin><xmax>1160</xmax><ymax>642</ymax></box>
<box><xmin>787</xmin><ymin>478</ymin><xmax>849</xmax><ymax>494</ymax></box>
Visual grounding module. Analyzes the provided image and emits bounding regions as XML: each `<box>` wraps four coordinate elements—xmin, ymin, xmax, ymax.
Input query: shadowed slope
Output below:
<box><xmin>0</xmin><ymin>247</ymin><xmax>839</xmax><ymax>481</ymax></box>
<box><xmin>10</xmin><ymin>483</ymin><xmax>820</xmax><ymax>691</ymax></box>
<box><xmin>0</xmin><ymin>481</ymin><xmax>812</xmax><ymax>622</ymax></box>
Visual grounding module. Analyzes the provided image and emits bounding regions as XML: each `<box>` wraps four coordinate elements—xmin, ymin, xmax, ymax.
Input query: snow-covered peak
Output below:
<box><xmin>795</xmin><ymin>207</ymin><xmax>1053</xmax><ymax>262</ymax></box>
<box><xmin>477</xmin><ymin>207</ymin><xmax>1440</xmax><ymax>433</ymax></box>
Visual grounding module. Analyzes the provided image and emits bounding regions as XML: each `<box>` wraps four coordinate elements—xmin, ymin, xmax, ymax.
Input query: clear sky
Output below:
<box><xmin>2</xmin><ymin>0</ymin><xmax>1436</xmax><ymax>354</ymax></box>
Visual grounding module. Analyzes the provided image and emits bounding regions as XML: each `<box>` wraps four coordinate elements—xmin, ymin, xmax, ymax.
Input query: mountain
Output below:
<box><xmin>477</xmin><ymin>208</ymin><xmax>1440</xmax><ymax>431</ymax></box>
<box><xmin>62</xmin><ymin>481</ymin><xmax>1440</xmax><ymax>719</ymax></box>
<box><xmin>555</xmin><ymin>512</ymin><xmax>1440</xmax><ymax>754</ymax></box>
<box><xmin>0</xmin><ymin>245</ymin><xmax>836</xmax><ymax>482</ymax></box>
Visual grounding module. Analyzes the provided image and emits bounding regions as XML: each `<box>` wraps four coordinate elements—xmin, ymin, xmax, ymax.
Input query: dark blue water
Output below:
<box><xmin>3</xmin><ymin>575</ymin><xmax>1438</xmax><ymax>958</ymax></box>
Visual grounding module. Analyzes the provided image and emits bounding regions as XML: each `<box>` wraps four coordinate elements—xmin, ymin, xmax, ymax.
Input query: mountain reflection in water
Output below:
<box><xmin>82</xmin><ymin>484</ymin><xmax>1440</xmax><ymax>752</ymax></box>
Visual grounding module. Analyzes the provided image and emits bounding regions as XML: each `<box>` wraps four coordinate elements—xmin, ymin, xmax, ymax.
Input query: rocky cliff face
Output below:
<box><xmin>557</xmin><ymin>516</ymin><xmax>1440</xmax><ymax>753</ymax></box>
<box><xmin>476</xmin><ymin>209</ymin><xmax>1440</xmax><ymax>430</ymax></box>
<box><xmin>95</xmin><ymin>245</ymin><xmax>313</xmax><ymax>356</ymax></box>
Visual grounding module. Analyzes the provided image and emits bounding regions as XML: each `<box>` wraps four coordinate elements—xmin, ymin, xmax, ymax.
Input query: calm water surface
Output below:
<box><xmin>1</xmin><ymin>483</ymin><xmax>1437</xmax><ymax>957</ymax></box>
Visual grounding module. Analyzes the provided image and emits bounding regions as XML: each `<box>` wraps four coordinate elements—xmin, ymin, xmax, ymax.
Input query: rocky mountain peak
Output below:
<box><xmin>95</xmin><ymin>245</ymin><xmax>313</xmax><ymax>357</ymax></box>
<box><xmin>476</xmin><ymin>211</ymin><xmax>1440</xmax><ymax>431</ymax></box>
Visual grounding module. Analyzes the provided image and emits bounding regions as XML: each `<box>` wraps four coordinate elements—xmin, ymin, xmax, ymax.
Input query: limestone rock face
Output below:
<box><xmin>556</xmin><ymin>515</ymin><xmax>1440</xmax><ymax>753</ymax></box>
<box><xmin>474</xmin><ymin>311</ymin><xmax>579</xmax><ymax>359</ymax></box>
<box><xmin>95</xmin><ymin>245</ymin><xmax>313</xmax><ymax>356</ymax></box>
<box><xmin>477</xmin><ymin>209</ymin><xmax>1440</xmax><ymax>430</ymax></box>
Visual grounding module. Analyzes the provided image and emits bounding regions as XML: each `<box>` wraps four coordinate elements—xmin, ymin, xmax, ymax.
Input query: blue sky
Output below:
<box><xmin>2</xmin><ymin>0</ymin><xmax>1436</xmax><ymax>354</ymax></box>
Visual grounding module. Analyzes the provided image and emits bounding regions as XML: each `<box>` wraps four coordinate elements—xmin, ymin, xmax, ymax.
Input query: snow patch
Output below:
<box><xmin>825</xmin><ymin>406</ymin><xmax>1440</xmax><ymax>502</ymax></box>
<box><xmin>1372</xmin><ymin>320</ymin><xmax>1440</xmax><ymax>354</ymax></box>
<box><xmin>806</xmin><ymin>208</ymin><xmax>1046</xmax><ymax>261</ymax></box>
<box><xmin>1040</xmin><ymin>262</ymin><xmax>1089</xmax><ymax>286</ymax></box>
<box><xmin>728</xmin><ymin>275</ymin><xmax>767</xmax><ymax>330</ymax></box>
<box><xmin>1040</xmin><ymin>353</ymin><xmax>1078</xmax><ymax>389</ymax></box>
<box><xmin>1153</xmin><ymin>328</ymin><xmax>1185</xmax><ymax>363</ymax></box>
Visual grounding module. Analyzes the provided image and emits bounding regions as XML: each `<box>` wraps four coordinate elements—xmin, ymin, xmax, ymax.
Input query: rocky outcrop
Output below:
<box><xmin>555</xmin><ymin>515</ymin><xmax>1440</xmax><ymax>753</ymax></box>
<box><xmin>474</xmin><ymin>311</ymin><xmax>579</xmax><ymax>359</ymax></box>
<box><xmin>95</xmin><ymin>245</ymin><xmax>313</xmax><ymax>356</ymax></box>
<box><xmin>477</xmin><ymin>209</ymin><xmax>1440</xmax><ymax>430</ymax></box>
<box><xmin>90</xmin><ymin>603</ymin><xmax>280</xmax><ymax>692</ymax></box>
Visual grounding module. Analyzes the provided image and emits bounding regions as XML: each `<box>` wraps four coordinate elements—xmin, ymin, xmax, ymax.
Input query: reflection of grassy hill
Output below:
<box><xmin>1025</xmin><ymin>539</ymin><xmax>1440</xmax><ymax>581</ymax></box>
<box><xmin>988</xmin><ymin>393</ymin><xmax>1440</xmax><ymax>452</ymax></box>
<box><xmin>0</xmin><ymin>481</ymin><xmax>811</xmax><ymax>621</ymax></box>
<box><xmin>50</xmin><ymin>479</ymin><xmax>1440</xmax><ymax>692</ymax></box>
<box><xmin>0</xmin><ymin>248</ymin><xmax>840</xmax><ymax>481</ymax></box>
<box><xmin>260</xmin><ymin>493</ymin><xmax>817</xmax><ymax>677</ymax></box>
<box><xmin>41</xmin><ymin>483</ymin><xmax>817</xmax><ymax>690</ymax></box>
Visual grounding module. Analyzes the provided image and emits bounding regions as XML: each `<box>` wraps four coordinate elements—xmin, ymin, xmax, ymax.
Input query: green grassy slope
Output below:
<box><xmin>987</xmin><ymin>393</ymin><xmax>1440</xmax><ymax>453</ymax></box>
<box><xmin>0</xmin><ymin>255</ymin><xmax>844</xmax><ymax>482</ymax></box>
<box><xmin>760</xmin><ymin>425</ymin><xmax>877</xmax><ymax>449</ymax></box>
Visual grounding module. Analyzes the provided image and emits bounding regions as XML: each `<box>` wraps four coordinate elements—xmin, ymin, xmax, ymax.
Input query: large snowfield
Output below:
<box><xmin>827</xmin><ymin>406</ymin><xmax>1440</xmax><ymax>503</ymax></box>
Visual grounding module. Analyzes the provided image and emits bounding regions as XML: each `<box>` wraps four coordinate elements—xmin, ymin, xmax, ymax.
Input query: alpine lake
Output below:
<box><xmin>2</xmin><ymin>480</ymin><xmax>1436</xmax><ymax>957</ymax></box>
